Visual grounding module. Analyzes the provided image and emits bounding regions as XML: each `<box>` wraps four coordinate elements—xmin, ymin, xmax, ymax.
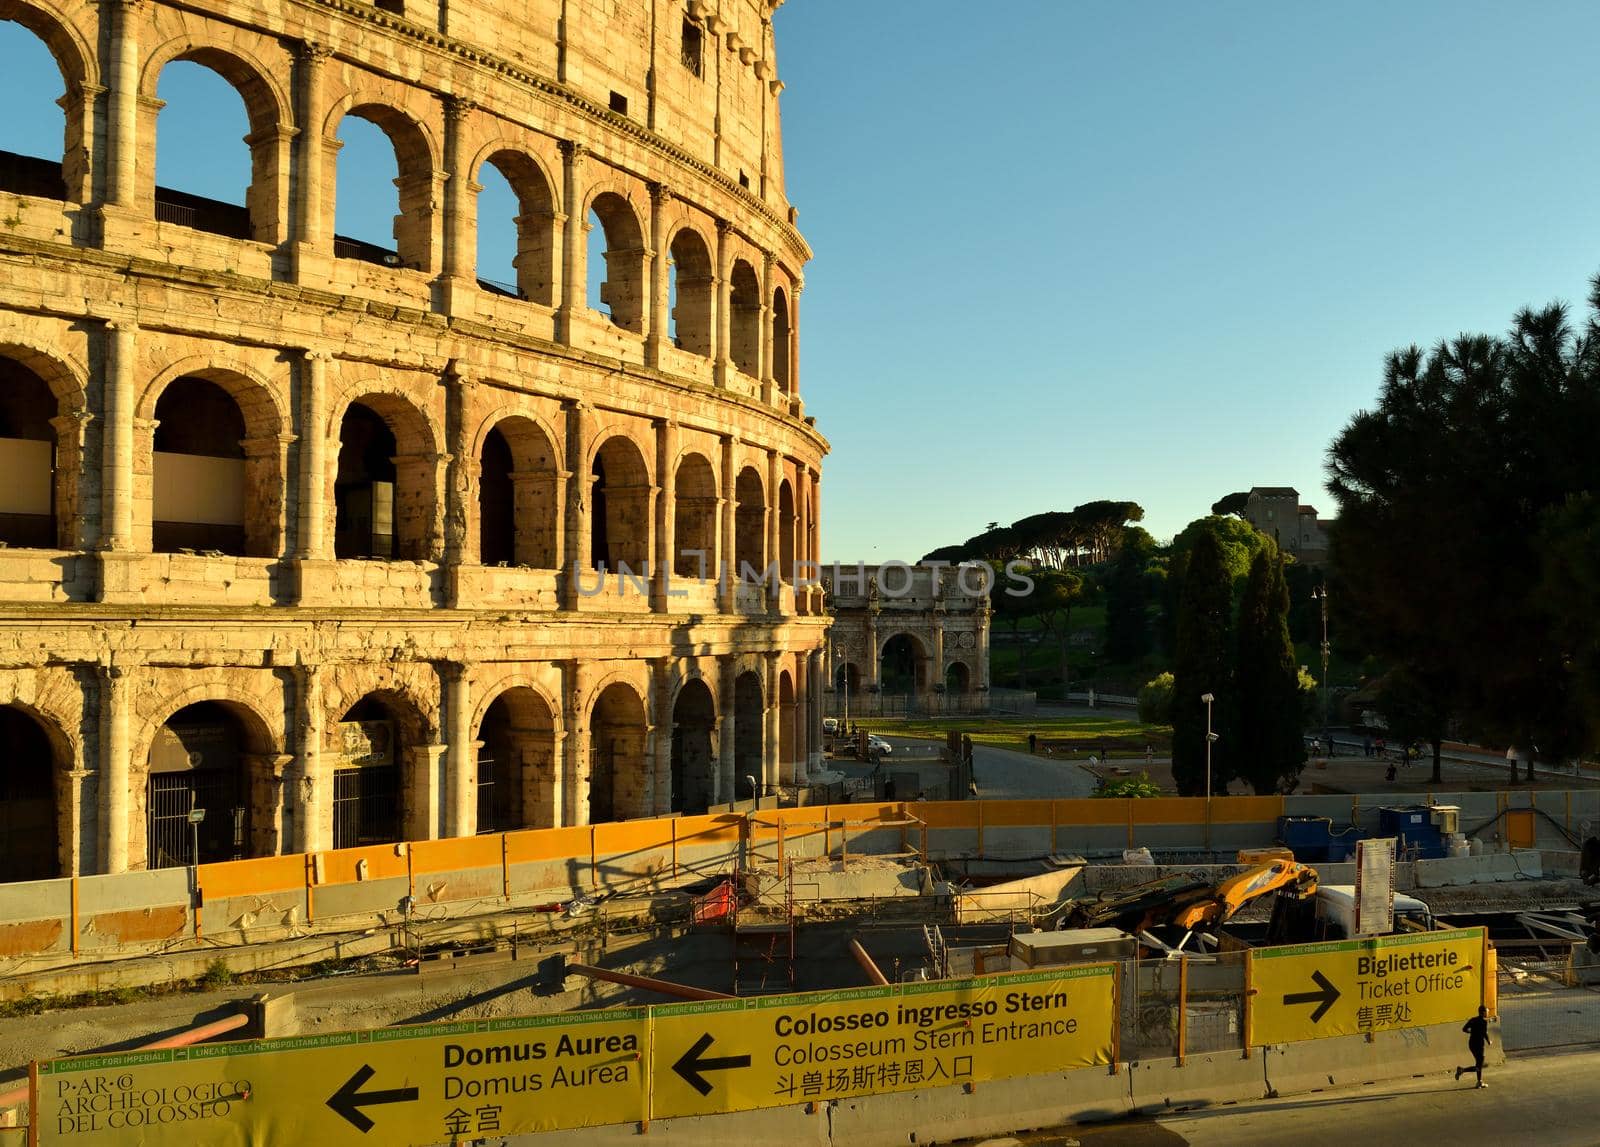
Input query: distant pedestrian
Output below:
<box><xmin>1028</xmin><ymin>732</ymin><xmax>1038</xmax><ymax>754</ymax></box>
<box><xmin>884</xmin><ymin>777</ymin><xmax>896</xmax><ymax>801</ymax></box>
<box><xmin>1363</xmin><ymin>736</ymin><xmax>1374</xmax><ymax>758</ymax></box>
<box><xmin>1376</xmin><ymin>736</ymin><xmax>1387</xmax><ymax>759</ymax></box>
<box><xmin>1455</xmin><ymin>1006</ymin><xmax>1491</xmax><ymax>1088</ymax></box>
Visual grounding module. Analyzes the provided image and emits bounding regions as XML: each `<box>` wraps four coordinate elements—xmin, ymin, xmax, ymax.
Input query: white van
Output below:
<box><xmin>1314</xmin><ymin>884</ymin><xmax>1434</xmax><ymax>939</ymax></box>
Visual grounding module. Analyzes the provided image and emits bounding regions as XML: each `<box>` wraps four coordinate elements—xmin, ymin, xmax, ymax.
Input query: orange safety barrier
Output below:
<box><xmin>1054</xmin><ymin>798</ymin><xmax>1131</xmax><ymax>826</ymax></box>
<box><xmin>503</xmin><ymin>824</ymin><xmax>593</xmax><ymax>864</ymax></box>
<box><xmin>410</xmin><ymin>834</ymin><xmax>503</xmax><ymax>876</ymax></box>
<box><xmin>198</xmin><ymin>854</ymin><xmax>305</xmax><ymax>900</ymax></box>
<box><xmin>315</xmin><ymin>842</ymin><xmax>410</xmax><ymax>885</ymax></box>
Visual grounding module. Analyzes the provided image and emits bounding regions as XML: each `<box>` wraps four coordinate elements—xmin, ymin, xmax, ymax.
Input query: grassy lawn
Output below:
<box><xmin>858</xmin><ymin>713</ymin><xmax>1172</xmax><ymax>758</ymax></box>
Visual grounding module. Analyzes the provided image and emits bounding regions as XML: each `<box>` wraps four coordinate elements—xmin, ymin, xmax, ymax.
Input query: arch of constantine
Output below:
<box><xmin>0</xmin><ymin>0</ymin><xmax>825</xmax><ymax>878</ymax></box>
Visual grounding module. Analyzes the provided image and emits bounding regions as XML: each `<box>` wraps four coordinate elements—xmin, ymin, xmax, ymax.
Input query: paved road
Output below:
<box><xmin>873</xmin><ymin>737</ymin><xmax>1098</xmax><ymax>801</ymax></box>
<box><xmin>977</xmin><ymin>1046</ymin><xmax>1600</xmax><ymax>1146</ymax></box>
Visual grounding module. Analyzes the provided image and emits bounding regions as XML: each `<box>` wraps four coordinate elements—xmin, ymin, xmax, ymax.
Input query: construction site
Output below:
<box><xmin>2</xmin><ymin>772</ymin><xmax>1599</xmax><ymax>1144</ymax></box>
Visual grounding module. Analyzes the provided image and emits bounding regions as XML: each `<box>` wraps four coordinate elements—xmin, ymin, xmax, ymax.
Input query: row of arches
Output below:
<box><xmin>0</xmin><ymin>19</ymin><xmax>798</xmax><ymax>389</ymax></box>
<box><xmin>0</xmin><ymin>349</ymin><xmax>815</xmax><ymax>572</ymax></box>
<box><xmin>831</xmin><ymin>633</ymin><xmax>975</xmax><ymax>697</ymax></box>
<box><xmin>0</xmin><ymin>666</ymin><xmax>806</xmax><ymax>882</ymax></box>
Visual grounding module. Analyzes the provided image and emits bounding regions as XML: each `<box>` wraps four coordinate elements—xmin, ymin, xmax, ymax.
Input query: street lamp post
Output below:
<box><xmin>1200</xmin><ymin>692</ymin><xmax>1217</xmax><ymax>852</ymax></box>
<box><xmin>1312</xmin><ymin>585</ymin><xmax>1331</xmax><ymax>738</ymax></box>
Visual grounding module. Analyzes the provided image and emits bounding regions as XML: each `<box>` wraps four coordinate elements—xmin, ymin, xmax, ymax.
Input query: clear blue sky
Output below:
<box><xmin>5</xmin><ymin>4</ymin><xmax>1600</xmax><ymax>562</ymax></box>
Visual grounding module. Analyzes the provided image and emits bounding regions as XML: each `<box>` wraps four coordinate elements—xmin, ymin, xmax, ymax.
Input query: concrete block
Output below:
<box><xmin>1260</xmin><ymin>1020</ymin><xmax>1501</xmax><ymax>1098</ymax></box>
<box><xmin>1127</xmin><ymin>1050</ymin><xmax>1263</xmax><ymax>1114</ymax></box>
<box><xmin>829</xmin><ymin>1064</ymin><xmax>1132</xmax><ymax>1145</ymax></box>
<box><xmin>516</xmin><ymin>1102</ymin><xmax>829</xmax><ymax>1146</ymax></box>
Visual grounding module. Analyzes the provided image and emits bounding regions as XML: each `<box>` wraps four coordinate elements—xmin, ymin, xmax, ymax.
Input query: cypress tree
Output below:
<box><xmin>1171</xmin><ymin>530</ymin><xmax>1233</xmax><ymax>796</ymax></box>
<box><xmin>1233</xmin><ymin>550</ymin><xmax>1307</xmax><ymax>794</ymax></box>
<box><xmin>1104</xmin><ymin>544</ymin><xmax>1151</xmax><ymax>665</ymax></box>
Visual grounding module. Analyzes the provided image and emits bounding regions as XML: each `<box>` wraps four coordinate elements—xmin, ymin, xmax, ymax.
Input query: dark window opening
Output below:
<box><xmin>609</xmin><ymin>91</ymin><xmax>629</xmax><ymax>117</ymax></box>
<box><xmin>0</xmin><ymin>707</ymin><xmax>59</xmax><ymax>881</ymax></box>
<box><xmin>334</xmin><ymin>404</ymin><xmax>398</xmax><ymax>560</ymax></box>
<box><xmin>682</xmin><ymin>19</ymin><xmax>704</xmax><ymax>76</ymax></box>
<box><xmin>738</xmin><ymin>171</ymin><xmax>750</xmax><ymax>190</ymax></box>
<box><xmin>374</xmin><ymin>0</ymin><xmax>404</xmax><ymax>14</ymax></box>
<box><xmin>147</xmin><ymin>702</ymin><xmax>247</xmax><ymax>870</ymax></box>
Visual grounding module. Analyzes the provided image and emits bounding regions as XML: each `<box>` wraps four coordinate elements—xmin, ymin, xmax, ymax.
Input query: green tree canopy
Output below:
<box><xmin>1171</xmin><ymin>529</ymin><xmax>1234</xmax><ymax>796</ymax></box>
<box><xmin>1327</xmin><ymin>279</ymin><xmax>1600</xmax><ymax>767</ymax></box>
<box><xmin>1232</xmin><ymin>551</ymin><xmax>1306</xmax><ymax>794</ymax></box>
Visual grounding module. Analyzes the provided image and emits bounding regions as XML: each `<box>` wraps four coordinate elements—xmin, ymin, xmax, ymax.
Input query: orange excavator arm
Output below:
<box><xmin>1170</xmin><ymin>860</ymin><xmax>1319</xmax><ymax>931</ymax></box>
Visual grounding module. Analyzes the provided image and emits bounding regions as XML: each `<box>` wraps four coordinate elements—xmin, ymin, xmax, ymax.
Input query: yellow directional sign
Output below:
<box><xmin>1252</xmin><ymin>927</ymin><xmax>1485</xmax><ymax>1045</ymax></box>
<box><xmin>36</xmin><ymin>1008</ymin><xmax>650</xmax><ymax>1146</ymax></box>
<box><xmin>650</xmin><ymin>965</ymin><xmax>1116</xmax><ymax>1119</ymax></box>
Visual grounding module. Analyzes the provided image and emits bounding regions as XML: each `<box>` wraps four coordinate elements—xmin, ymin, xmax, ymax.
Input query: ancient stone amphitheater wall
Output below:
<box><xmin>0</xmin><ymin>0</ymin><xmax>825</xmax><ymax>880</ymax></box>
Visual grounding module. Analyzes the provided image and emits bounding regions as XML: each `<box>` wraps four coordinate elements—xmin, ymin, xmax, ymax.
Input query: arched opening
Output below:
<box><xmin>772</xmin><ymin>287</ymin><xmax>792</xmax><ymax>393</ymax></box>
<box><xmin>777</xmin><ymin>479</ymin><xmax>796</xmax><ymax>583</ymax></box>
<box><xmin>333</xmin><ymin>694</ymin><xmax>416</xmax><ymax>848</ymax></box>
<box><xmin>586</xmin><ymin>192</ymin><xmax>645</xmax><ymax>332</ymax></box>
<box><xmin>479</xmin><ymin>416</ymin><xmax>559</xmax><ymax>569</ymax></box>
<box><xmin>152</xmin><ymin>57</ymin><xmax>267</xmax><ymax>241</ymax></box>
<box><xmin>733</xmin><ymin>670</ymin><xmax>764</xmax><ymax>798</ymax></box>
<box><xmin>668</xmin><ymin>227</ymin><xmax>713</xmax><ymax>356</ymax></box>
<box><xmin>0</xmin><ymin>355</ymin><xmax>62</xmax><ymax>548</ymax></box>
<box><xmin>334</xmin><ymin>105</ymin><xmax>434</xmax><ymax>270</ymax></box>
<box><xmin>670</xmin><ymin>678</ymin><xmax>716</xmax><ymax>814</ymax></box>
<box><xmin>881</xmin><ymin>634</ymin><xmax>930</xmax><ymax>697</ymax></box>
<box><xmin>734</xmin><ymin>467</ymin><xmax>765</xmax><ymax>581</ymax></box>
<box><xmin>778</xmin><ymin>670</ymin><xmax>796</xmax><ymax>783</ymax></box>
<box><xmin>477</xmin><ymin>150</ymin><xmax>556</xmax><ymax>305</ymax></box>
<box><xmin>477</xmin><ymin>687</ymin><xmax>557</xmax><ymax>833</ymax></box>
<box><xmin>729</xmin><ymin>260</ymin><xmax>760</xmax><ymax>376</ymax></box>
<box><xmin>946</xmin><ymin>661</ymin><xmax>972</xmax><ymax>694</ymax></box>
<box><xmin>590</xmin><ymin>436</ymin><xmax>650</xmax><ymax>572</ymax></box>
<box><xmin>589</xmin><ymin>683</ymin><xmax>647</xmax><ymax>823</ymax></box>
<box><xmin>0</xmin><ymin>705</ymin><xmax>62</xmax><ymax>881</ymax></box>
<box><xmin>833</xmin><ymin>662</ymin><xmax>861</xmax><ymax>695</ymax></box>
<box><xmin>334</xmin><ymin>396</ymin><xmax>434</xmax><ymax>561</ymax></box>
<box><xmin>0</xmin><ymin>18</ymin><xmax>69</xmax><ymax>200</ymax></box>
<box><xmin>146</xmin><ymin>701</ymin><xmax>265</xmax><ymax>869</ymax></box>
<box><xmin>152</xmin><ymin>377</ymin><xmax>258</xmax><ymax>556</ymax></box>
<box><xmin>673</xmin><ymin>452</ymin><xmax>717</xmax><ymax>578</ymax></box>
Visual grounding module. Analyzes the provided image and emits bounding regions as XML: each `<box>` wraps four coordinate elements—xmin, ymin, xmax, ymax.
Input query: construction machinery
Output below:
<box><xmin>1060</xmin><ymin>859</ymin><xmax>1319</xmax><ymax>955</ymax></box>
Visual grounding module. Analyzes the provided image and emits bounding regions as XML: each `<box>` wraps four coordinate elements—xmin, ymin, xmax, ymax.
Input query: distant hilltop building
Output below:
<box><xmin>822</xmin><ymin>564</ymin><xmax>991</xmax><ymax>714</ymax></box>
<box><xmin>1241</xmin><ymin>488</ymin><xmax>1331</xmax><ymax>566</ymax></box>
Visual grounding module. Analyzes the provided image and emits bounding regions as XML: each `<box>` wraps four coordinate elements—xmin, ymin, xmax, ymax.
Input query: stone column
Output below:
<box><xmin>931</xmin><ymin>622</ymin><xmax>946</xmax><ymax>700</ymax></box>
<box><xmin>562</xmin><ymin>660</ymin><xmax>589</xmax><ymax>825</ymax></box>
<box><xmin>98</xmin><ymin>664</ymin><xmax>130</xmax><ymax>874</ymax></box>
<box><xmin>411</xmin><ymin>743</ymin><xmax>449</xmax><ymax>841</ymax></box>
<box><xmin>294</xmin><ymin>661</ymin><xmax>329</xmax><ymax>852</ymax></box>
<box><xmin>789</xmin><ymin>283</ymin><xmax>803</xmax><ymax>411</ymax></box>
<box><xmin>713</xmin><ymin>219</ymin><xmax>733</xmax><ymax>388</ymax></box>
<box><xmin>652</xmin><ymin>419</ymin><xmax>676</xmax><ymax>612</ymax></box>
<box><xmin>443</xmin><ymin>367</ymin><xmax>473</xmax><ymax>606</ymax></box>
<box><xmin>556</xmin><ymin>141</ymin><xmax>585</xmax><ymax>342</ymax></box>
<box><xmin>292</xmin><ymin>42</ymin><xmax>333</xmax><ymax>278</ymax></box>
<box><xmin>560</xmin><ymin>400</ymin><xmax>591</xmax><ymax>610</ymax></box>
<box><xmin>100</xmin><ymin>0</ymin><xmax>140</xmax><ymax>211</ymax></box>
<box><xmin>978</xmin><ymin>608</ymin><xmax>992</xmax><ymax>690</ymax></box>
<box><xmin>296</xmin><ymin>349</ymin><xmax>330</xmax><ymax>559</ymax></box>
<box><xmin>807</xmin><ymin>466</ymin><xmax>821</xmax><ymax>613</ymax></box>
<box><xmin>99</xmin><ymin>320</ymin><xmax>135</xmax><ymax>552</ymax></box>
<box><xmin>791</xmin><ymin>653</ymin><xmax>808</xmax><ymax>786</ymax></box>
<box><xmin>717</xmin><ymin>656</ymin><xmax>736</xmax><ymax>804</ymax></box>
<box><xmin>718</xmin><ymin>434</ymin><xmax>736</xmax><ymax>613</ymax></box>
<box><xmin>650</xmin><ymin>657</ymin><xmax>672</xmax><ymax>814</ymax></box>
<box><xmin>645</xmin><ymin>182</ymin><xmax>671</xmax><ymax>368</ymax></box>
<box><xmin>865</xmin><ymin>605</ymin><xmax>880</xmax><ymax>693</ymax></box>
<box><xmin>764</xmin><ymin>449</ymin><xmax>779</xmax><ymax>597</ymax></box>
<box><xmin>763</xmin><ymin>652</ymin><xmax>781</xmax><ymax>792</ymax></box>
<box><xmin>438</xmin><ymin>96</ymin><xmax>478</xmax><ymax>310</ymax></box>
<box><xmin>759</xmin><ymin>252</ymin><xmax>776</xmax><ymax>404</ymax></box>
<box><xmin>807</xmin><ymin>648</ymin><xmax>825</xmax><ymax>776</ymax></box>
<box><xmin>445</xmin><ymin>662</ymin><xmax>475</xmax><ymax>838</ymax></box>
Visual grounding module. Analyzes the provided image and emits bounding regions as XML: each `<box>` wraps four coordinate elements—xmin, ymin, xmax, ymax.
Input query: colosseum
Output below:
<box><xmin>0</xmin><ymin>0</ymin><xmax>826</xmax><ymax>880</ymax></box>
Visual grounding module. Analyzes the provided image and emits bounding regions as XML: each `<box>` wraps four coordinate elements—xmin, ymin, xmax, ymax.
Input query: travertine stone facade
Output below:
<box><xmin>822</xmin><ymin>565</ymin><xmax>991</xmax><ymax>704</ymax></box>
<box><xmin>0</xmin><ymin>0</ymin><xmax>825</xmax><ymax>879</ymax></box>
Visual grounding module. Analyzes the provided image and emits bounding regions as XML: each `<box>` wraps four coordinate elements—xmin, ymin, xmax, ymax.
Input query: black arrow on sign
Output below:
<box><xmin>327</xmin><ymin>1064</ymin><xmax>420</xmax><ymax>1133</ymax></box>
<box><xmin>1282</xmin><ymin>970</ymin><xmax>1342</xmax><ymax>1023</ymax></box>
<box><xmin>673</xmin><ymin>1032</ymin><xmax>752</xmax><ymax>1096</ymax></box>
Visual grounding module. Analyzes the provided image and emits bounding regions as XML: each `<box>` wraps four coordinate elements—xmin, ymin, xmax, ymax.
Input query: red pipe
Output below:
<box><xmin>0</xmin><ymin>1011</ymin><xmax>248</xmax><ymax>1109</ymax></box>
